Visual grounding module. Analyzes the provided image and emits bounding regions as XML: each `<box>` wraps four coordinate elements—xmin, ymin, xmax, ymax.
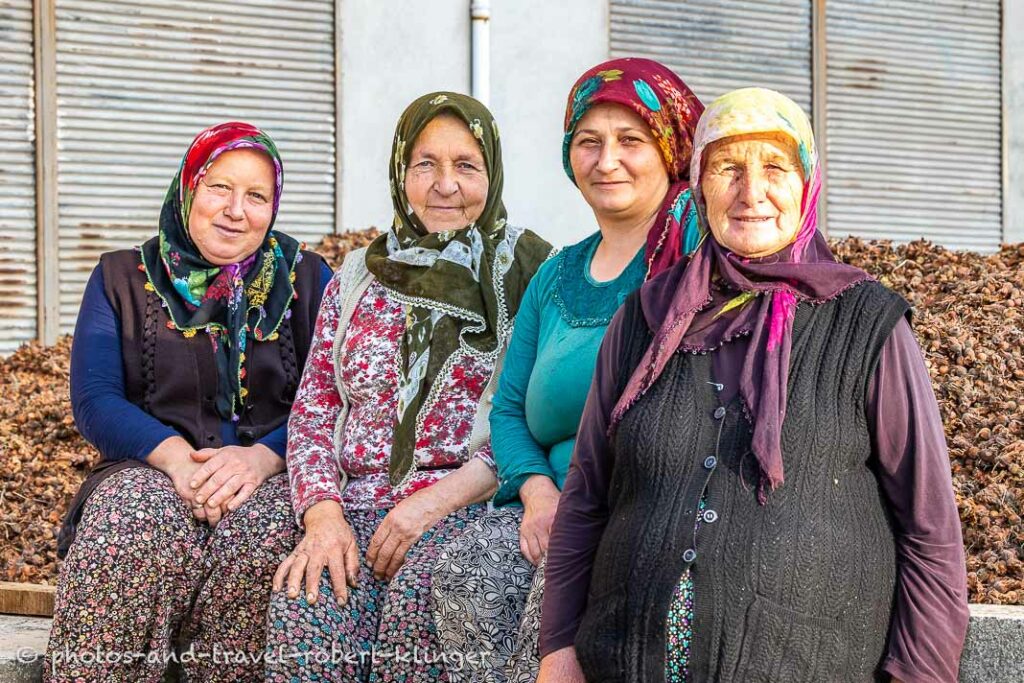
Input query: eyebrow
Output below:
<box><xmin>573</xmin><ymin>126</ymin><xmax>649</xmax><ymax>137</ymax></box>
<box><xmin>413</xmin><ymin>150</ymin><xmax>484</xmax><ymax>163</ymax></box>
<box><xmin>204</xmin><ymin>173</ymin><xmax>273</xmax><ymax>193</ymax></box>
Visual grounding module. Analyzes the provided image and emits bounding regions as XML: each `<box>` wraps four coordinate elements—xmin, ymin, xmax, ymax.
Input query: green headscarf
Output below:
<box><xmin>365</xmin><ymin>92</ymin><xmax>552</xmax><ymax>488</ymax></box>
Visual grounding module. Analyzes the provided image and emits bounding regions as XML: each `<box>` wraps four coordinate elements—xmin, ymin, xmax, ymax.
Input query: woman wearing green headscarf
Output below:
<box><xmin>266</xmin><ymin>92</ymin><xmax>552</xmax><ymax>682</ymax></box>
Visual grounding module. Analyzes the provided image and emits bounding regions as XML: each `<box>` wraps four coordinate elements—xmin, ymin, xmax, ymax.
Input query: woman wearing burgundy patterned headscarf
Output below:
<box><xmin>430</xmin><ymin>58</ymin><xmax>704</xmax><ymax>683</ymax></box>
<box><xmin>46</xmin><ymin>122</ymin><xmax>332</xmax><ymax>682</ymax></box>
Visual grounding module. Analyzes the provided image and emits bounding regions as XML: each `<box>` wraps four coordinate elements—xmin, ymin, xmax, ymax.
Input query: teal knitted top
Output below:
<box><xmin>491</xmin><ymin>231</ymin><xmax>646</xmax><ymax>506</ymax></box>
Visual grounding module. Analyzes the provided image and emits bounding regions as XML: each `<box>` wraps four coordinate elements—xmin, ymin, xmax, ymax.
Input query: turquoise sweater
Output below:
<box><xmin>491</xmin><ymin>232</ymin><xmax>645</xmax><ymax>506</ymax></box>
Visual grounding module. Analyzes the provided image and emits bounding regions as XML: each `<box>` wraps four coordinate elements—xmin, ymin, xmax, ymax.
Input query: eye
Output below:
<box><xmin>576</xmin><ymin>136</ymin><xmax>599</xmax><ymax>147</ymax></box>
<box><xmin>415</xmin><ymin>159</ymin><xmax>435</xmax><ymax>169</ymax></box>
<box><xmin>248</xmin><ymin>191</ymin><xmax>268</xmax><ymax>203</ymax></box>
<box><xmin>457</xmin><ymin>161</ymin><xmax>481</xmax><ymax>171</ymax></box>
<box><xmin>620</xmin><ymin>135</ymin><xmax>642</xmax><ymax>144</ymax></box>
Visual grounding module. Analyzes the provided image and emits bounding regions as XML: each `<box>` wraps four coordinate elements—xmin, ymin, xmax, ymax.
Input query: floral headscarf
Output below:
<box><xmin>562</xmin><ymin>57</ymin><xmax>704</xmax><ymax>277</ymax></box>
<box><xmin>141</xmin><ymin>121</ymin><xmax>302</xmax><ymax>422</ymax></box>
<box><xmin>611</xmin><ymin>88</ymin><xmax>872</xmax><ymax>503</ymax></box>
<box><xmin>365</xmin><ymin>92</ymin><xmax>552</xmax><ymax>488</ymax></box>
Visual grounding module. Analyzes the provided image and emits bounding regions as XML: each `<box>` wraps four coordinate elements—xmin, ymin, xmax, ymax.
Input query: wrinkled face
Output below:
<box><xmin>404</xmin><ymin>114</ymin><xmax>489</xmax><ymax>233</ymax></box>
<box><xmin>187</xmin><ymin>148</ymin><xmax>276</xmax><ymax>265</ymax></box>
<box><xmin>700</xmin><ymin>132</ymin><xmax>805</xmax><ymax>258</ymax></box>
<box><xmin>569</xmin><ymin>102</ymin><xmax>669</xmax><ymax>223</ymax></box>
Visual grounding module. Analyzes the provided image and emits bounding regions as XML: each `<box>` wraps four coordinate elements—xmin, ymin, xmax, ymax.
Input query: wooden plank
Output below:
<box><xmin>0</xmin><ymin>582</ymin><xmax>55</xmax><ymax>617</ymax></box>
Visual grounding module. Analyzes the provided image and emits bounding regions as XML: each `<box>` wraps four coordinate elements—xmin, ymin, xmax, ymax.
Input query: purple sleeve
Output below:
<box><xmin>538</xmin><ymin>305</ymin><xmax>628</xmax><ymax>657</ymax></box>
<box><xmin>870</xmin><ymin>318</ymin><xmax>969</xmax><ymax>683</ymax></box>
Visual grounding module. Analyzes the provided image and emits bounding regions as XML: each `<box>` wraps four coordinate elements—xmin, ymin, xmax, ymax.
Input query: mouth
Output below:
<box><xmin>730</xmin><ymin>215</ymin><xmax>776</xmax><ymax>224</ymax></box>
<box><xmin>427</xmin><ymin>206</ymin><xmax>463</xmax><ymax>212</ymax></box>
<box><xmin>213</xmin><ymin>223</ymin><xmax>246</xmax><ymax>237</ymax></box>
<box><xmin>593</xmin><ymin>181</ymin><xmax>629</xmax><ymax>188</ymax></box>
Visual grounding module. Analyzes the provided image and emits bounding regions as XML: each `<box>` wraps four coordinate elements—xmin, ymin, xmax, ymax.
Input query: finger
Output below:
<box><xmin>326</xmin><ymin>555</ymin><xmax>350</xmax><ymax>605</ymax></box>
<box><xmin>287</xmin><ymin>553</ymin><xmax>309</xmax><ymax>599</ymax></box>
<box><xmin>195</xmin><ymin>462</ymin><xmax>240</xmax><ymax>504</ymax></box>
<box><xmin>189</xmin><ymin>456</ymin><xmax>224</xmax><ymax>492</ymax></box>
<box><xmin>344</xmin><ymin>539</ymin><xmax>361</xmax><ymax>588</ymax></box>
<box><xmin>273</xmin><ymin>554</ymin><xmax>294</xmax><ymax>592</ymax></box>
<box><xmin>366</xmin><ymin>524</ymin><xmax>390</xmax><ymax>567</ymax></box>
<box><xmin>205</xmin><ymin>502</ymin><xmax>222</xmax><ymax>527</ymax></box>
<box><xmin>304</xmin><ymin>553</ymin><xmax>326</xmax><ymax>605</ymax></box>
<box><xmin>537</xmin><ymin>527</ymin><xmax>551</xmax><ymax>557</ymax></box>
<box><xmin>372</xmin><ymin>534</ymin><xmax>402</xmax><ymax>580</ymax></box>
<box><xmin>520</xmin><ymin>530</ymin><xmax>536</xmax><ymax>566</ymax></box>
<box><xmin>226</xmin><ymin>482</ymin><xmax>257</xmax><ymax>513</ymax></box>
<box><xmin>205</xmin><ymin>473</ymin><xmax>245</xmax><ymax>509</ymax></box>
<box><xmin>527</xmin><ymin>532</ymin><xmax>543</xmax><ymax>568</ymax></box>
<box><xmin>190</xmin><ymin>448</ymin><xmax>219</xmax><ymax>463</ymax></box>
<box><xmin>191</xmin><ymin>504</ymin><xmax>208</xmax><ymax>523</ymax></box>
<box><xmin>383</xmin><ymin>539</ymin><xmax>413</xmax><ymax>581</ymax></box>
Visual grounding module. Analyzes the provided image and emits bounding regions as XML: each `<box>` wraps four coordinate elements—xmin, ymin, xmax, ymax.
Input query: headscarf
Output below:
<box><xmin>610</xmin><ymin>88</ymin><xmax>872</xmax><ymax>503</ymax></box>
<box><xmin>562</xmin><ymin>57</ymin><xmax>704</xmax><ymax>278</ymax></box>
<box><xmin>141</xmin><ymin>121</ymin><xmax>302</xmax><ymax>422</ymax></box>
<box><xmin>365</xmin><ymin>92</ymin><xmax>553</xmax><ymax>488</ymax></box>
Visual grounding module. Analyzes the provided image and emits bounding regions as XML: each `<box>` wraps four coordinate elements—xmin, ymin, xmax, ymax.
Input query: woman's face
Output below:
<box><xmin>700</xmin><ymin>132</ymin><xmax>805</xmax><ymax>258</ymax></box>
<box><xmin>569</xmin><ymin>102</ymin><xmax>669</xmax><ymax>224</ymax></box>
<box><xmin>404</xmin><ymin>114</ymin><xmax>489</xmax><ymax>233</ymax></box>
<box><xmin>187</xmin><ymin>148</ymin><xmax>276</xmax><ymax>265</ymax></box>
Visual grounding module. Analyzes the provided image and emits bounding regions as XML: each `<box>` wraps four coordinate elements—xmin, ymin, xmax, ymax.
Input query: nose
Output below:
<box><xmin>433</xmin><ymin>164</ymin><xmax>459</xmax><ymax>196</ymax></box>
<box><xmin>737</xmin><ymin>167</ymin><xmax>769</xmax><ymax>207</ymax></box>
<box><xmin>596</xmin><ymin>139</ymin><xmax>620</xmax><ymax>174</ymax></box>
<box><xmin>223</xmin><ymin>190</ymin><xmax>246</xmax><ymax>220</ymax></box>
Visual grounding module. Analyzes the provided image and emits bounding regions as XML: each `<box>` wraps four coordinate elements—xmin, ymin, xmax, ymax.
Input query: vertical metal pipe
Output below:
<box><xmin>811</xmin><ymin>0</ymin><xmax>829</xmax><ymax>237</ymax></box>
<box><xmin>34</xmin><ymin>0</ymin><xmax>59</xmax><ymax>344</ymax></box>
<box><xmin>471</xmin><ymin>0</ymin><xmax>491</xmax><ymax>106</ymax></box>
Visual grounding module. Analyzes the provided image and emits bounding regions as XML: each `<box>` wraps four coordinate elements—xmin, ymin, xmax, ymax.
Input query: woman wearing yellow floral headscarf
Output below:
<box><xmin>539</xmin><ymin>88</ymin><xmax>967</xmax><ymax>682</ymax></box>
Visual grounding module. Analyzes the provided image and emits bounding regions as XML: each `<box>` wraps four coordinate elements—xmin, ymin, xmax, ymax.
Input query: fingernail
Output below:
<box><xmin>195</xmin><ymin>496</ymin><xmax>205</xmax><ymax>504</ymax></box>
<box><xmin>190</xmin><ymin>481</ymin><xmax>197</xmax><ymax>488</ymax></box>
<box><xmin>306</xmin><ymin>593</ymin><xmax>316</xmax><ymax>604</ymax></box>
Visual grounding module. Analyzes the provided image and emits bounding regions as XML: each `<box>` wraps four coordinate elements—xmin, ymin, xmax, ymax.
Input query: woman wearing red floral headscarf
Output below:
<box><xmin>430</xmin><ymin>58</ymin><xmax>703</xmax><ymax>683</ymax></box>
<box><xmin>45</xmin><ymin>122</ymin><xmax>332</xmax><ymax>682</ymax></box>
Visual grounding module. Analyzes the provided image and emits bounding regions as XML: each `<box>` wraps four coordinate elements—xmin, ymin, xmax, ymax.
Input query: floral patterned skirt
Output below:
<box><xmin>44</xmin><ymin>467</ymin><xmax>297</xmax><ymax>683</ymax></box>
<box><xmin>264</xmin><ymin>504</ymin><xmax>487</xmax><ymax>683</ymax></box>
<box><xmin>431</xmin><ymin>506</ymin><xmax>544</xmax><ymax>683</ymax></box>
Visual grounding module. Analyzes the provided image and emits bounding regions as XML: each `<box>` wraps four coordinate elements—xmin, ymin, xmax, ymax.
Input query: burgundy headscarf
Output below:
<box><xmin>562</xmin><ymin>58</ymin><xmax>704</xmax><ymax>278</ymax></box>
<box><xmin>610</xmin><ymin>88</ymin><xmax>873</xmax><ymax>503</ymax></box>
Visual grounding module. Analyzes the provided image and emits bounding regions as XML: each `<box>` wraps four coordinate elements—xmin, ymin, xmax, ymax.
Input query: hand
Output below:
<box><xmin>537</xmin><ymin>646</ymin><xmax>585</xmax><ymax>683</ymax></box>
<box><xmin>519</xmin><ymin>475</ymin><xmax>560</xmax><ymax>566</ymax></box>
<box><xmin>189</xmin><ymin>444</ymin><xmax>284</xmax><ymax>526</ymax></box>
<box><xmin>366</xmin><ymin>489</ymin><xmax>445</xmax><ymax>581</ymax></box>
<box><xmin>145</xmin><ymin>436</ymin><xmax>209</xmax><ymax>523</ymax></box>
<box><xmin>273</xmin><ymin>500</ymin><xmax>361</xmax><ymax>605</ymax></box>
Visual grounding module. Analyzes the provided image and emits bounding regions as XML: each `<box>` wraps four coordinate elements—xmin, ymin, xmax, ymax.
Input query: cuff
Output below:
<box><xmin>493</xmin><ymin>467</ymin><xmax>556</xmax><ymax>507</ymax></box>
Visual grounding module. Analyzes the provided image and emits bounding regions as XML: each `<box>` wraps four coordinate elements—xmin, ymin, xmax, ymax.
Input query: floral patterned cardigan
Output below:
<box><xmin>286</xmin><ymin>247</ymin><xmax>499</xmax><ymax>523</ymax></box>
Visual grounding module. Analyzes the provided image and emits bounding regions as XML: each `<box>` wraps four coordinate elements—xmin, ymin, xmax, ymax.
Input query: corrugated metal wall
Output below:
<box><xmin>54</xmin><ymin>0</ymin><xmax>337</xmax><ymax>333</ymax></box>
<box><xmin>610</xmin><ymin>0</ymin><xmax>813</xmax><ymax>116</ymax></box>
<box><xmin>0</xmin><ymin>1</ymin><xmax>38</xmax><ymax>354</ymax></box>
<box><xmin>826</xmin><ymin>0</ymin><xmax>1002</xmax><ymax>251</ymax></box>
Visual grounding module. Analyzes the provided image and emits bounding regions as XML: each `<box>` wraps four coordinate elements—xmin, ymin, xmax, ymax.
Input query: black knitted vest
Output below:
<box><xmin>576</xmin><ymin>280</ymin><xmax>910</xmax><ymax>683</ymax></box>
<box><xmin>100</xmin><ymin>248</ymin><xmax>326</xmax><ymax>450</ymax></box>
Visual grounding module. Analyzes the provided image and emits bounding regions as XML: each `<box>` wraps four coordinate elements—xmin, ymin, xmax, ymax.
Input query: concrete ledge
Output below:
<box><xmin>2</xmin><ymin>605</ymin><xmax>1023</xmax><ymax>681</ymax></box>
<box><xmin>960</xmin><ymin>604</ymin><xmax>1024</xmax><ymax>682</ymax></box>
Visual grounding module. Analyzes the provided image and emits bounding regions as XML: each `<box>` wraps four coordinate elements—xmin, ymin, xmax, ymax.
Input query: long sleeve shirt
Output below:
<box><xmin>541</xmin><ymin>312</ymin><xmax>969</xmax><ymax>683</ymax></box>
<box><xmin>69</xmin><ymin>262</ymin><xmax>333</xmax><ymax>461</ymax></box>
<box><xmin>286</xmin><ymin>275</ymin><xmax>496</xmax><ymax>522</ymax></box>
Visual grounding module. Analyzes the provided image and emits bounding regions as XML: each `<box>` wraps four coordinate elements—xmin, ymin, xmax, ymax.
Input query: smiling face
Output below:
<box><xmin>187</xmin><ymin>148</ymin><xmax>276</xmax><ymax>265</ymax></box>
<box><xmin>699</xmin><ymin>132</ymin><xmax>805</xmax><ymax>258</ymax></box>
<box><xmin>569</xmin><ymin>102</ymin><xmax>669</xmax><ymax>226</ymax></box>
<box><xmin>404</xmin><ymin>114</ymin><xmax>489</xmax><ymax>233</ymax></box>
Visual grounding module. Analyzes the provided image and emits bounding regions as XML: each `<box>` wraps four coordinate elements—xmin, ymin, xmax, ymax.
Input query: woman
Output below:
<box><xmin>265</xmin><ymin>92</ymin><xmax>551</xmax><ymax>682</ymax></box>
<box><xmin>46</xmin><ymin>122</ymin><xmax>332</xmax><ymax>682</ymax></box>
<box><xmin>431</xmin><ymin>58</ymin><xmax>703</xmax><ymax>682</ymax></box>
<box><xmin>537</xmin><ymin>87</ymin><xmax>970</xmax><ymax>682</ymax></box>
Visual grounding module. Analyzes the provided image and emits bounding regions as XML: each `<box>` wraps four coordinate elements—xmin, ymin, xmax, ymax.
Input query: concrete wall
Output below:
<box><xmin>1004</xmin><ymin>0</ymin><xmax>1024</xmax><ymax>244</ymax></box>
<box><xmin>337</xmin><ymin>0</ymin><xmax>609</xmax><ymax>247</ymax></box>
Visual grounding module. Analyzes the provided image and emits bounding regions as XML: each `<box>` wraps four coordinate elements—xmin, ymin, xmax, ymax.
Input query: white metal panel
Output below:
<box><xmin>0</xmin><ymin>0</ymin><xmax>37</xmax><ymax>353</ymax></box>
<box><xmin>827</xmin><ymin>0</ymin><xmax>1002</xmax><ymax>251</ymax></box>
<box><xmin>55</xmin><ymin>0</ymin><xmax>336</xmax><ymax>333</ymax></box>
<box><xmin>610</xmin><ymin>0</ymin><xmax>813</xmax><ymax>116</ymax></box>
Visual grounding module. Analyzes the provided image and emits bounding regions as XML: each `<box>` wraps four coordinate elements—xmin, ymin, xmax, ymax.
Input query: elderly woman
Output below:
<box><xmin>431</xmin><ymin>58</ymin><xmax>703</xmax><ymax>682</ymax></box>
<box><xmin>538</xmin><ymin>88</ymin><xmax>969</xmax><ymax>683</ymax></box>
<box><xmin>264</xmin><ymin>92</ymin><xmax>551</xmax><ymax>682</ymax></box>
<box><xmin>45</xmin><ymin>122</ymin><xmax>332</xmax><ymax>682</ymax></box>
